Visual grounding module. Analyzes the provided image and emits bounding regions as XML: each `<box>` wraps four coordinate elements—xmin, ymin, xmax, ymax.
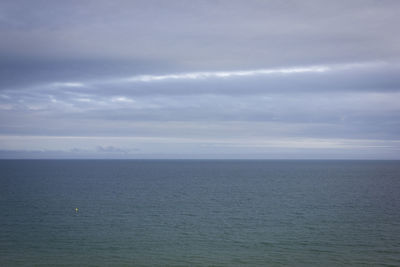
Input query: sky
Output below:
<box><xmin>0</xmin><ymin>0</ymin><xmax>400</xmax><ymax>159</ymax></box>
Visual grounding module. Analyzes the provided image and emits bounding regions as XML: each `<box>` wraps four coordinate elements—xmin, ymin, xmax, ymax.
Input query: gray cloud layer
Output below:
<box><xmin>0</xmin><ymin>0</ymin><xmax>399</xmax><ymax>158</ymax></box>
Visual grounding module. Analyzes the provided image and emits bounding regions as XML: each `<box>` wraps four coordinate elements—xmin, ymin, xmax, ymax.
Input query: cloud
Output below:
<box><xmin>121</xmin><ymin>65</ymin><xmax>330</xmax><ymax>83</ymax></box>
<box><xmin>1</xmin><ymin>1</ymin><xmax>400</xmax><ymax>66</ymax></box>
<box><xmin>96</xmin><ymin>145</ymin><xmax>139</xmax><ymax>153</ymax></box>
<box><xmin>0</xmin><ymin>1</ymin><xmax>399</xmax><ymax>158</ymax></box>
<box><xmin>0</xmin><ymin>136</ymin><xmax>398</xmax><ymax>159</ymax></box>
<box><xmin>52</xmin><ymin>82</ymin><xmax>86</xmax><ymax>88</ymax></box>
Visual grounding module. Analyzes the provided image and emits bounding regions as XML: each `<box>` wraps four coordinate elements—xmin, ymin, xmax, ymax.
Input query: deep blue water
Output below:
<box><xmin>1</xmin><ymin>160</ymin><xmax>400</xmax><ymax>266</ymax></box>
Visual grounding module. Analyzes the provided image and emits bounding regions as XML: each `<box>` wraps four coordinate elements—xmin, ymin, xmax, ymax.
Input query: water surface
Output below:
<box><xmin>1</xmin><ymin>160</ymin><xmax>399</xmax><ymax>266</ymax></box>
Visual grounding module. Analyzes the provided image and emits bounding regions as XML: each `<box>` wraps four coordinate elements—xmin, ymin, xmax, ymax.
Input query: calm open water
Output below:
<box><xmin>1</xmin><ymin>160</ymin><xmax>399</xmax><ymax>266</ymax></box>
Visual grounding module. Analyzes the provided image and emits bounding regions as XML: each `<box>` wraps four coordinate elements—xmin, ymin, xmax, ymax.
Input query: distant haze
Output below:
<box><xmin>0</xmin><ymin>0</ymin><xmax>399</xmax><ymax>159</ymax></box>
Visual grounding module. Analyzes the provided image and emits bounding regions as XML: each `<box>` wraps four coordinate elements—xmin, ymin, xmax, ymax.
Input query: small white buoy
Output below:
<box><xmin>75</xmin><ymin>208</ymin><xmax>79</xmax><ymax>213</ymax></box>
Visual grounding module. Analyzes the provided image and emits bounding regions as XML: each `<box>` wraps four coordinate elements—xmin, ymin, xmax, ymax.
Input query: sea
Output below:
<box><xmin>0</xmin><ymin>160</ymin><xmax>399</xmax><ymax>266</ymax></box>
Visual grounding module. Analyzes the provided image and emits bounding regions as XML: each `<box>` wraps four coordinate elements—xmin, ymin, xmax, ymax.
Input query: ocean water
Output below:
<box><xmin>0</xmin><ymin>160</ymin><xmax>399</xmax><ymax>266</ymax></box>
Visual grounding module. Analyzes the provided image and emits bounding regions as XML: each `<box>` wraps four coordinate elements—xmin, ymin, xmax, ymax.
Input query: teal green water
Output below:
<box><xmin>1</xmin><ymin>160</ymin><xmax>400</xmax><ymax>266</ymax></box>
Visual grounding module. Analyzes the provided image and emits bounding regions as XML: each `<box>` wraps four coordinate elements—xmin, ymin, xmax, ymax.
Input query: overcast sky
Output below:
<box><xmin>0</xmin><ymin>0</ymin><xmax>399</xmax><ymax>159</ymax></box>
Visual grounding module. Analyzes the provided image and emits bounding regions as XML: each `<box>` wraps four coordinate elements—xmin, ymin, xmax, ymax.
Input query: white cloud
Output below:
<box><xmin>123</xmin><ymin>65</ymin><xmax>330</xmax><ymax>83</ymax></box>
<box><xmin>52</xmin><ymin>82</ymin><xmax>86</xmax><ymax>88</ymax></box>
<box><xmin>75</xmin><ymin>98</ymin><xmax>93</xmax><ymax>102</ymax></box>
<box><xmin>111</xmin><ymin>96</ymin><xmax>135</xmax><ymax>103</ymax></box>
